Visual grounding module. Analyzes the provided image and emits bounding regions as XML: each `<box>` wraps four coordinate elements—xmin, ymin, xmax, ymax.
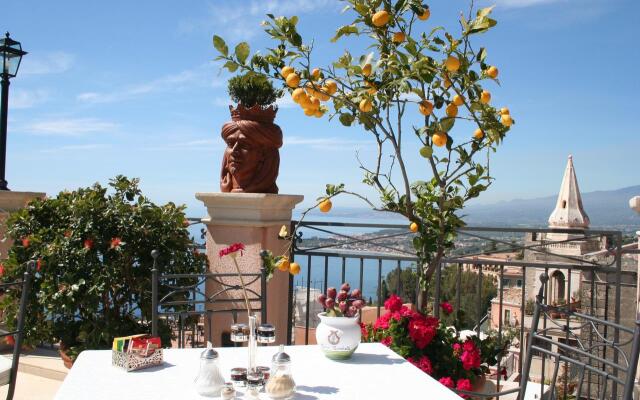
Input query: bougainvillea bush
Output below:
<box><xmin>362</xmin><ymin>294</ymin><xmax>506</xmax><ymax>396</ymax></box>
<box><xmin>0</xmin><ymin>176</ymin><xmax>208</xmax><ymax>359</ymax></box>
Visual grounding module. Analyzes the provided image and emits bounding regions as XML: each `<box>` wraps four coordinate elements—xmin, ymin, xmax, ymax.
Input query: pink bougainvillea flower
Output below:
<box><xmin>440</xmin><ymin>301</ymin><xmax>453</xmax><ymax>315</ymax></box>
<box><xmin>21</xmin><ymin>237</ymin><xmax>30</xmax><ymax>248</ymax></box>
<box><xmin>110</xmin><ymin>237</ymin><xmax>122</xmax><ymax>249</ymax></box>
<box><xmin>83</xmin><ymin>239</ymin><xmax>94</xmax><ymax>249</ymax></box>
<box><xmin>408</xmin><ymin>355</ymin><xmax>433</xmax><ymax>375</ymax></box>
<box><xmin>0</xmin><ymin>263</ymin><xmax>4</xmax><ymax>277</ymax></box>
<box><xmin>439</xmin><ymin>377</ymin><xmax>455</xmax><ymax>389</ymax></box>
<box><xmin>408</xmin><ymin>316</ymin><xmax>437</xmax><ymax>349</ymax></box>
<box><xmin>456</xmin><ymin>378</ymin><xmax>473</xmax><ymax>398</ymax></box>
<box><xmin>5</xmin><ymin>335</ymin><xmax>15</xmax><ymax>346</ymax></box>
<box><xmin>384</xmin><ymin>294</ymin><xmax>403</xmax><ymax>312</ymax></box>
<box><xmin>219</xmin><ymin>242</ymin><xmax>245</xmax><ymax>258</ymax></box>
<box><xmin>373</xmin><ymin>311</ymin><xmax>393</xmax><ymax>330</ymax></box>
<box><xmin>36</xmin><ymin>259</ymin><xmax>43</xmax><ymax>272</ymax></box>
<box><xmin>381</xmin><ymin>336</ymin><xmax>393</xmax><ymax>347</ymax></box>
<box><xmin>453</xmin><ymin>342</ymin><xmax>463</xmax><ymax>357</ymax></box>
<box><xmin>460</xmin><ymin>340</ymin><xmax>482</xmax><ymax>370</ymax></box>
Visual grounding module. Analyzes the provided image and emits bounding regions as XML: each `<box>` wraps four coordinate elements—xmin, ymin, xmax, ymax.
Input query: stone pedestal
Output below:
<box><xmin>0</xmin><ymin>191</ymin><xmax>45</xmax><ymax>259</ymax></box>
<box><xmin>195</xmin><ymin>192</ymin><xmax>303</xmax><ymax>347</ymax></box>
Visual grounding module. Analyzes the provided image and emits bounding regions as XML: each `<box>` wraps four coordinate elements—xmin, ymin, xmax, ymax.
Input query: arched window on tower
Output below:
<box><xmin>550</xmin><ymin>270</ymin><xmax>566</xmax><ymax>304</ymax></box>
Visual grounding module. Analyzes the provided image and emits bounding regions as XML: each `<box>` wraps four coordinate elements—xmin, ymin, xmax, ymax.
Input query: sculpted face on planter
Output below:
<box><xmin>220</xmin><ymin>105</ymin><xmax>283</xmax><ymax>194</ymax></box>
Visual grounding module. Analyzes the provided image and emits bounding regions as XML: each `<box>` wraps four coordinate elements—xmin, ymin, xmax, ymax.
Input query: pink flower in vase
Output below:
<box><xmin>439</xmin><ymin>377</ymin><xmax>455</xmax><ymax>389</ymax></box>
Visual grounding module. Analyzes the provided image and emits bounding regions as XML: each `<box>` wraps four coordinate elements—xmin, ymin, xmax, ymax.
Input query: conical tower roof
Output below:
<box><xmin>548</xmin><ymin>155</ymin><xmax>590</xmax><ymax>229</ymax></box>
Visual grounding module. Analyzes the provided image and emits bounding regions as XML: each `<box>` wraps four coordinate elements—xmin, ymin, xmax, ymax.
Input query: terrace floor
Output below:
<box><xmin>0</xmin><ymin>348</ymin><xmax>66</xmax><ymax>400</ymax></box>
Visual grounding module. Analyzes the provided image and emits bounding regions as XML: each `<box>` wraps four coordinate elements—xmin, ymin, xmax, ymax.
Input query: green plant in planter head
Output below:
<box><xmin>0</xmin><ymin>175</ymin><xmax>208</xmax><ymax>360</ymax></box>
<box><xmin>227</xmin><ymin>72</ymin><xmax>281</xmax><ymax>107</ymax></box>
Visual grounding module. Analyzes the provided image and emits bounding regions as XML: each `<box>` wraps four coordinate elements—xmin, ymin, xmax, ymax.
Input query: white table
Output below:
<box><xmin>54</xmin><ymin>343</ymin><xmax>462</xmax><ymax>399</ymax></box>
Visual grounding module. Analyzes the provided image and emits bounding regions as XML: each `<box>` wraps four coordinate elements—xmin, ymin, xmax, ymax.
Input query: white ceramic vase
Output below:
<box><xmin>315</xmin><ymin>312</ymin><xmax>361</xmax><ymax>360</ymax></box>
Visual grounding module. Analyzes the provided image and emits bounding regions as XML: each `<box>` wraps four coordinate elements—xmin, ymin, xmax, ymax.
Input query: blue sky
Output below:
<box><xmin>4</xmin><ymin>0</ymin><xmax>639</xmax><ymax>217</ymax></box>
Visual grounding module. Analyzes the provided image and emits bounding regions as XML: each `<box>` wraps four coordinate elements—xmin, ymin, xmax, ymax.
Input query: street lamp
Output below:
<box><xmin>0</xmin><ymin>32</ymin><xmax>27</xmax><ymax>190</ymax></box>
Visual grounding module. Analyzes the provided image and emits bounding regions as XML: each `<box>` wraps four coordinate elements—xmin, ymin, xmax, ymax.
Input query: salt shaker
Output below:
<box><xmin>194</xmin><ymin>343</ymin><xmax>226</xmax><ymax>397</ymax></box>
<box><xmin>265</xmin><ymin>345</ymin><xmax>296</xmax><ymax>399</ymax></box>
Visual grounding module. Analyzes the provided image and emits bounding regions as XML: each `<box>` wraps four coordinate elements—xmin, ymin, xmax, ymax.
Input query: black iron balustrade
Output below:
<box><xmin>287</xmin><ymin>220</ymin><xmax>638</xmax><ymax>399</ymax></box>
<box><xmin>150</xmin><ymin>250</ymin><xmax>267</xmax><ymax>348</ymax></box>
<box><xmin>0</xmin><ymin>261</ymin><xmax>34</xmax><ymax>400</ymax></box>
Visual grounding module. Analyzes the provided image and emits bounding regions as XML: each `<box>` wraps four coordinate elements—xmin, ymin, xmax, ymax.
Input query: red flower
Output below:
<box><xmin>0</xmin><ymin>264</ymin><xmax>4</xmax><ymax>277</ymax></box>
<box><xmin>83</xmin><ymin>239</ymin><xmax>94</xmax><ymax>249</ymax></box>
<box><xmin>408</xmin><ymin>316</ymin><xmax>437</xmax><ymax>349</ymax></box>
<box><xmin>219</xmin><ymin>243</ymin><xmax>245</xmax><ymax>258</ymax></box>
<box><xmin>5</xmin><ymin>335</ymin><xmax>15</xmax><ymax>346</ymax></box>
<box><xmin>460</xmin><ymin>340</ymin><xmax>482</xmax><ymax>370</ymax></box>
<box><xmin>439</xmin><ymin>377</ymin><xmax>455</xmax><ymax>389</ymax></box>
<box><xmin>400</xmin><ymin>305</ymin><xmax>419</xmax><ymax>319</ymax></box>
<box><xmin>456</xmin><ymin>378</ymin><xmax>473</xmax><ymax>398</ymax></box>
<box><xmin>453</xmin><ymin>343</ymin><xmax>462</xmax><ymax>357</ymax></box>
<box><xmin>373</xmin><ymin>311</ymin><xmax>393</xmax><ymax>330</ymax></box>
<box><xmin>408</xmin><ymin>355</ymin><xmax>433</xmax><ymax>375</ymax></box>
<box><xmin>36</xmin><ymin>259</ymin><xmax>43</xmax><ymax>272</ymax></box>
<box><xmin>381</xmin><ymin>336</ymin><xmax>393</xmax><ymax>347</ymax></box>
<box><xmin>384</xmin><ymin>294</ymin><xmax>402</xmax><ymax>312</ymax></box>
<box><xmin>21</xmin><ymin>237</ymin><xmax>30</xmax><ymax>248</ymax></box>
<box><xmin>440</xmin><ymin>301</ymin><xmax>453</xmax><ymax>315</ymax></box>
<box><xmin>359</xmin><ymin>322</ymin><xmax>368</xmax><ymax>338</ymax></box>
<box><xmin>110</xmin><ymin>237</ymin><xmax>122</xmax><ymax>249</ymax></box>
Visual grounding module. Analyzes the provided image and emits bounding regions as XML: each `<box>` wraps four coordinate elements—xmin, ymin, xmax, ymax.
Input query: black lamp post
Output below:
<box><xmin>0</xmin><ymin>32</ymin><xmax>27</xmax><ymax>191</ymax></box>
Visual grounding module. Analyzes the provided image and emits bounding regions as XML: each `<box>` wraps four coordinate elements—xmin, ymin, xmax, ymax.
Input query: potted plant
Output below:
<box><xmin>220</xmin><ymin>72</ymin><xmax>284</xmax><ymax>194</ymax></box>
<box><xmin>0</xmin><ymin>176</ymin><xmax>207</xmax><ymax>366</ymax></box>
<box><xmin>362</xmin><ymin>294</ymin><xmax>506</xmax><ymax>397</ymax></box>
<box><xmin>315</xmin><ymin>283</ymin><xmax>365</xmax><ymax>360</ymax></box>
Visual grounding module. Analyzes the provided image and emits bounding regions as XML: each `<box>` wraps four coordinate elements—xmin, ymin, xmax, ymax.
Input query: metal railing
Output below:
<box><xmin>287</xmin><ymin>220</ymin><xmax>639</xmax><ymax>399</ymax></box>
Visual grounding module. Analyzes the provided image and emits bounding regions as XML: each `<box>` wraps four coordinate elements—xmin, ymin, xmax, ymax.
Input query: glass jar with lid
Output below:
<box><xmin>265</xmin><ymin>345</ymin><xmax>295</xmax><ymax>399</ymax></box>
<box><xmin>257</xmin><ymin>323</ymin><xmax>276</xmax><ymax>344</ymax></box>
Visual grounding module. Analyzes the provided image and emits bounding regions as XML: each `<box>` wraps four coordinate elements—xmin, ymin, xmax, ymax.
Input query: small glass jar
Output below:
<box><xmin>246</xmin><ymin>369</ymin><xmax>264</xmax><ymax>391</ymax></box>
<box><xmin>221</xmin><ymin>382</ymin><xmax>236</xmax><ymax>400</ymax></box>
<box><xmin>230</xmin><ymin>367</ymin><xmax>247</xmax><ymax>388</ymax></box>
<box><xmin>265</xmin><ymin>345</ymin><xmax>295</xmax><ymax>399</ymax></box>
<box><xmin>230</xmin><ymin>323</ymin><xmax>249</xmax><ymax>342</ymax></box>
<box><xmin>257</xmin><ymin>323</ymin><xmax>276</xmax><ymax>344</ymax></box>
<box><xmin>194</xmin><ymin>347</ymin><xmax>226</xmax><ymax>397</ymax></box>
<box><xmin>257</xmin><ymin>366</ymin><xmax>270</xmax><ymax>381</ymax></box>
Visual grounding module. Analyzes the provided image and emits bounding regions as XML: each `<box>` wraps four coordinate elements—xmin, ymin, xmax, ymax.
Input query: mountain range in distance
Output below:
<box><xmin>303</xmin><ymin>185</ymin><xmax>640</xmax><ymax>232</ymax></box>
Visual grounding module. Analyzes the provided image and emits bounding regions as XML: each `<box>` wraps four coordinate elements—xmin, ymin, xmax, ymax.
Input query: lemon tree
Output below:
<box><xmin>214</xmin><ymin>0</ymin><xmax>513</xmax><ymax>307</ymax></box>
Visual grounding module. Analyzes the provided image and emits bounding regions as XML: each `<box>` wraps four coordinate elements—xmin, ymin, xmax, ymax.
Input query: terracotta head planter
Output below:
<box><xmin>220</xmin><ymin>104</ymin><xmax>283</xmax><ymax>194</ymax></box>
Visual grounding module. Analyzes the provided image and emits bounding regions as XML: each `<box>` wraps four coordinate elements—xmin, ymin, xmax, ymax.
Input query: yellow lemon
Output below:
<box><xmin>317</xmin><ymin>90</ymin><xmax>330</xmax><ymax>101</ymax></box>
<box><xmin>292</xmin><ymin>88</ymin><xmax>306</xmax><ymax>103</ymax></box>
<box><xmin>409</xmin><ymin>222</ymin><xmax>419</xmax><ymax>233</ymax></box>
<box><xmin>325</xmin><ymin>80</ymin><xmax>338</xmax><ymax>95</ymax></box>
<box><xmin>473</xmin><ymin>128</ymin><xmax>484</xmax><ymax>140</ymax></box>
<box><xmin>392</xmin><ymin>32</ymin><xmax>406</xmax><ymax>43</ymax></box>
<box><xmin>286</xmin><ymin>73</ymin><xmax>300</xmax><ymax>88</ymax></box>
<box><xmin>303</xmin><ymin>108</ymin><xmax>315</xmax><ymax>116</ymax></box>
<box><xmin>314</xmin><ymin>109</ymin><xmax>324</xmax><ymax>118</ymax></box>
<box><xmin>365</xmin><ymin>80</ymin><xmax>378</xmax><ymax>95</ymax></box>
<box><xmin>486</xmin><ymin>66</ymin><xmax>499</xmax><ymax>79</ymax></box>
<box><xmin>444</xmin><ymin>56</ymin><xmax>460</xmax><ymax>73</ymax></box>
<box><xmin>359</xmin><ymin>98</ymin><xmax>373</xmax><ymax>113</ymax></box>
<box><xmin>418</xmin><ymin>8</ymin><xmax>430</xmax><ymax>21</ymax></box>
<box><xmin>311</xmin><ymin>68</ymin><xmax>321</xmax><ymax>80</ymax></box>
<box><xmin>298</xmin><ymin>93</ymin><xmax>311</xmax><ymax>108</ymax></box>
<box><xmin>308</xmin><ymin>96</ymin><xmax>320</xmax><ymax>110</ymax></box>
<box><xmin>319</xmin><ymin>198</ymin><xmax>332</xmax><ymax>213</ymax></box>
<box><xmin>500</xmin><ymin>107</ymin><xmax>510</xmax><ymax>115</ymax></box>
<box><xmin>372</xmin><ymin>10</ymin><xmax>390</xmax><ymax>27</ymax></box>
<box><xmin>501</xmin><ymin>114</ymin><xmax>513</xmax><ymax>127</ymax></box>
<box><xmin>453</xmin><ymin>94</ymin><xmax>465</xmax><ymax>106</ymax></box>
<box><xmin>289</xmin><ymin>262</ymin><xmax>301</xmax><ymax>275</ymax></box>
<box><xmin>418</xmin><ymin>100</ymin><xmax>433</xmax><ymax>116</ymax></box>
<box><xmin>443</xmin><ymin>77</ymin><xmax>452</xmax><ymax>89</ymax></box>
<box><xmin>446</xmin><ymin>103</ymin><xmax>458</xmax><ymax>118</ymax></box>
<box><xmin>277</xmin><ymin>257</ymin><xmax>290</xmax><ymax>272</ymax></box>
<box><xmin>281</xmin><ymin>66</ymin><xmax>295</xmax><ymax>78</ymax></box>
<box><xmin>480</xmin><ymin>90</ymin><xmax>491</xmax><ymax>104</ymax></box>
<box><xmin>432</xmin><ymin>132</ymin><xmax>448</xmax><ymax>147</ymax></box>
<box><xmin>362</xmin><ymin>63</ymin><xmax>372</xmax><ymax>77</ymax></box>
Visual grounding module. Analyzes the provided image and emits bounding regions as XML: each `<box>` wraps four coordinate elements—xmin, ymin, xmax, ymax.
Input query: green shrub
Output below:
<box><xmin>0</xmin><ymin>176</ymin><xmax>208</xmax><ymax>359</ymax></box>
<box><xmin>228</xmin><ymin>72</ymin><xmax>281</xmax><ymax>107</ymax></box>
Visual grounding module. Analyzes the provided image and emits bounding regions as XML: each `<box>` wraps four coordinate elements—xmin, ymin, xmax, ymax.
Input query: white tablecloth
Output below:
<box><xmin>54</xmin><ymin>343</ymin><xmax>462</xmax><ymax>399</ymax></box>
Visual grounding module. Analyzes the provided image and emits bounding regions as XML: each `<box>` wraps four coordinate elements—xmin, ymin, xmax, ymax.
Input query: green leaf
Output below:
<box><xmin>477</xmin><ymin>47</ymin><xmax>487</xmax><ymax>62</ymax></box>
<box><xmin>339</xmin><ymin>113</ymin><xmax>355</xmax><ymax>126</ymax></box>
<box><xmin>440</xmin><ymin>117</ymin><xmax>455</xmax><ymax>132</ymax></box>
<box><xmin>419</xmin><ymin>146</ymin><xmax>433</xmax><ymax>158</ymax></box>
<box><xmin>223</xmin><ymin>61</ymin><xmax>239</xmax><ymax>73</ymax></box>
<box><xmin>331</xmin><ymin>24</ymin><xmax>359</xmax><ymax>43</ymax></box>
<box><xmin>234</xmin><ymin>42</ymin><xmax>250</xmax><ymax>64</ymax></box>
<box><xmin>212</xmin><ymin>35</ymin><xmax>228</xmax><ymax>56</ymax></box>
